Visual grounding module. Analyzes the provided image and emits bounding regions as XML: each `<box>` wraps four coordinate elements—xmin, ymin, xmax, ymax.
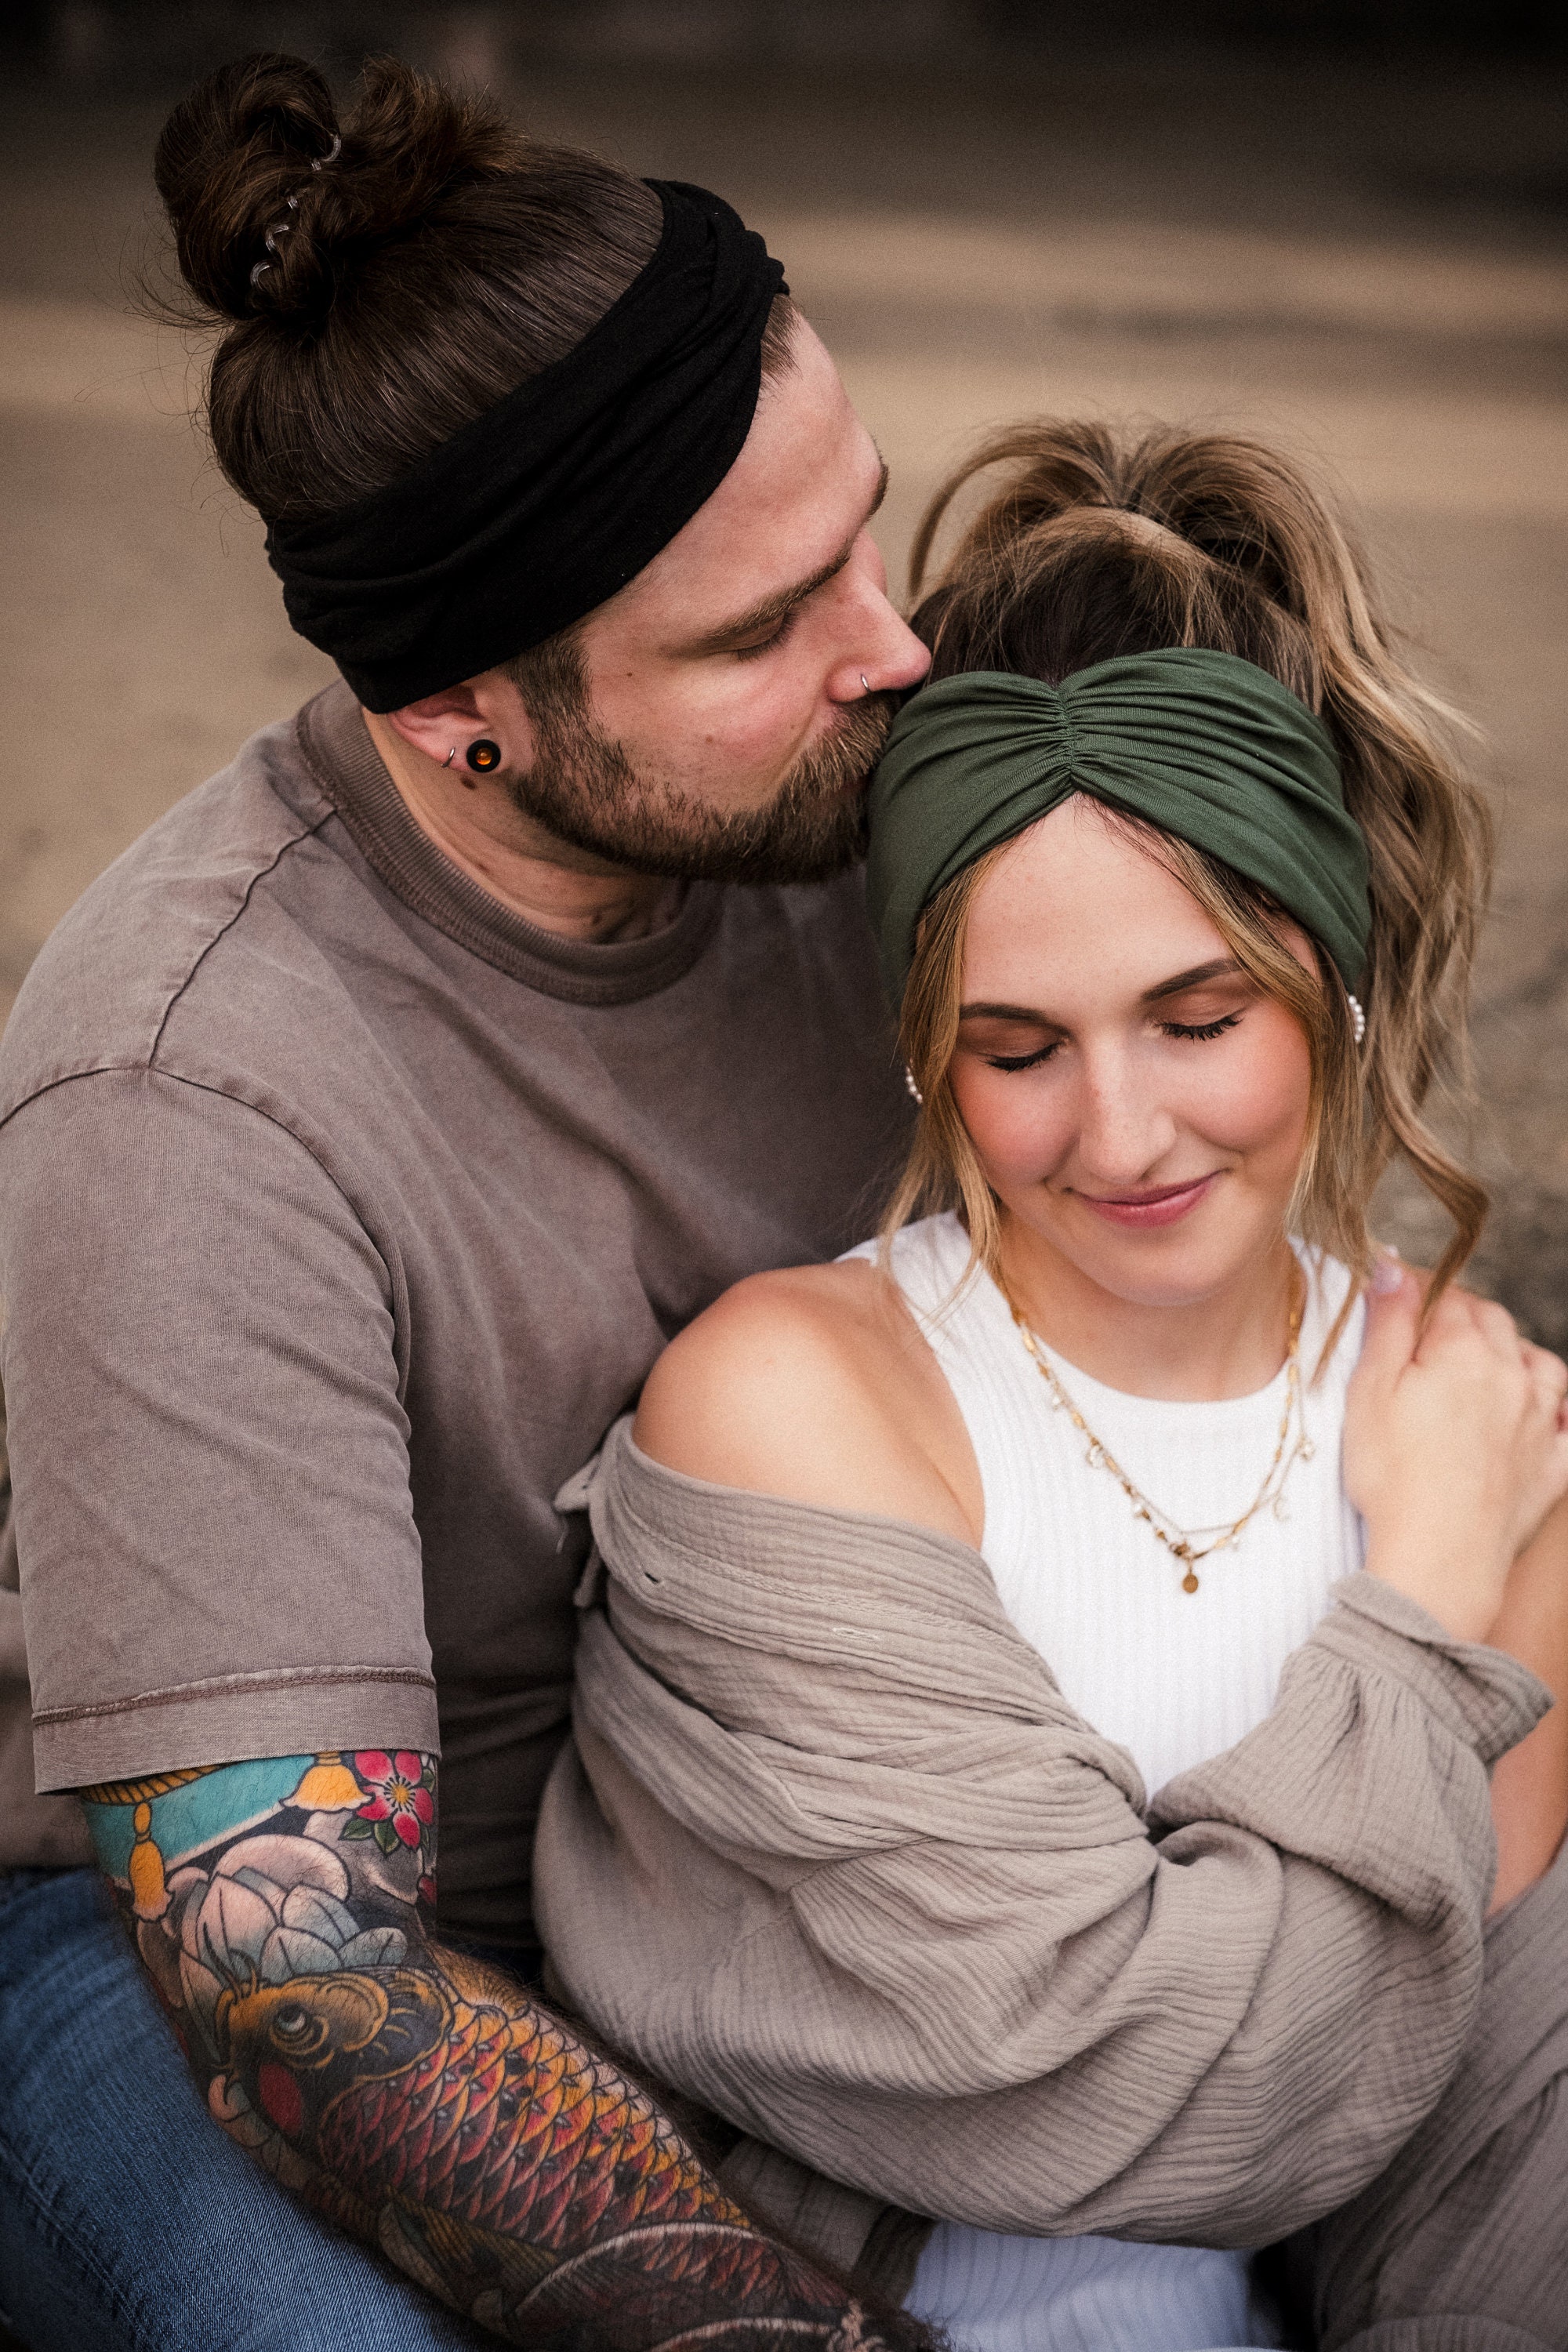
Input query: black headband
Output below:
<box><xmin>264</xmin><ymin>180</ymin><xmax>788</xmax><ymax>712</ymax></box>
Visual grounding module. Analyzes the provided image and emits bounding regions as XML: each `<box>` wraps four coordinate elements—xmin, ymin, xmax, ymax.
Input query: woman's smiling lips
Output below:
<box><xmin>1071</xmin><ymin>1173</ymin><xmax>1220</xmax><ymax>1229</ymax></box>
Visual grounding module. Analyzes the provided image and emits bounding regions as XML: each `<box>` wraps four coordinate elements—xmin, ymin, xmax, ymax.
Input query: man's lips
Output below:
<box><xmin>1072</xmin><ymin>1174</ymin><xmax>1220</xmax><ymax>1229</ymax></box>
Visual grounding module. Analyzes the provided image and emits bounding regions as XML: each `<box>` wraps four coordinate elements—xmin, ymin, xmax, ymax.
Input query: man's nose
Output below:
<box><xmin>826</xmin><ymin>542</ymin><xmax>931</xmax><ymax>702</ymax></box>
<box><xmin>865</xmin><ymin>608</ymin><xmax>933</xmax><ymax>698</ymax></box>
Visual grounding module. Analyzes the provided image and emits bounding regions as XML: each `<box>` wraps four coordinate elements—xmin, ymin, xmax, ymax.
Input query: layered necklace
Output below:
<box><xmin>1003</xmin><ymin>1265</ymin><xmax>1313</xmax><ymax>1595</ymax></box>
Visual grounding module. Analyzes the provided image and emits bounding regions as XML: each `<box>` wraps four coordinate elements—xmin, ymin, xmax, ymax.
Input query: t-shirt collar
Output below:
<box><xmin>296</xmin><ymin>681</ymin><xmax>724</xmax><ymax>1007</ymax></box>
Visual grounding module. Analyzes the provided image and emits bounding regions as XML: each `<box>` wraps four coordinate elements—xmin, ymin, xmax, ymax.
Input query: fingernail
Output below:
<box><xmin>1369</xmin><ymin>1250</ymin><xmax>1405</xmax><ymax>1297</ymax></box>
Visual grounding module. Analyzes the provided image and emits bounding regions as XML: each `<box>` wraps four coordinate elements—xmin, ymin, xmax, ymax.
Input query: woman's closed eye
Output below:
<box><xmin>985</xmin><ymin>1041</ymin><xmax>1062</xmax><ymax>1073</ymax></box>
<box><xmin>1160</xmin><ymin>1011</ymin><xmax>1243</xmax><ymax>1043</ymax></box>
<box><xmin>974</xmin><ymin>1007</ymin><xmax>1246</xmax><ymax>1070</ymax></box>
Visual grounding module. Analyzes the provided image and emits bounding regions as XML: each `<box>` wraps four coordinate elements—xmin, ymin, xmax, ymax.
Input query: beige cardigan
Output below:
<box><xmin>537</xmin><ymin>1417</ymin><xmax>1548</xmax><ymax>2280</ymax></box>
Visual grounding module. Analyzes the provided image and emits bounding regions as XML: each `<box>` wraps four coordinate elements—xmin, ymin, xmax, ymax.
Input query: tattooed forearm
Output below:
<box><xmin>81</xmin><ymin>1750</ymin><xmax>920</xmax><ymax>2350</ymax></box>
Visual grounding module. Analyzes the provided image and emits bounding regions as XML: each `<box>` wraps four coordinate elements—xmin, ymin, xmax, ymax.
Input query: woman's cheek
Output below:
<box><xmin>1188</xmin><ymin>1026</ymin><xmax>1312</xmax><ymax>1160</ymax></box>
<box><xmin>953</xmin><ymin>1065</ymin><xmax>1071</xmax><ymax>1186</ymax></box>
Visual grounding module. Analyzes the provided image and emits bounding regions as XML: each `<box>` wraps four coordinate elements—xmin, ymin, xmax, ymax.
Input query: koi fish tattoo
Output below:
<box><xmin>82</xmin><ymin>1751</ymin><xmax>925</xmax><ymax>2350</ymax></box>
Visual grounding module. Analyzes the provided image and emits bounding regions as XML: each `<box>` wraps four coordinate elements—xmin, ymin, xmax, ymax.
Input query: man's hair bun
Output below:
<box><xmin>153</xmin><ymin>52</ymin><xmax>344</xmax><ymax>323</ymax></box>
<box><xmin>147</xmin><ymin>52</ymin><xmax>684</xmax><ymax>524</ymax></box>
<box><xmin>154</xmin><ymin>50</ymin><xmax>532</xmax><ymax>332</ymax></box>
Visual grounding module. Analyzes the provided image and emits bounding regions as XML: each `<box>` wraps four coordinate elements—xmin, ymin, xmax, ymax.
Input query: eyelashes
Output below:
<box><xmin>1161</xmin><ymin>1013</ymin><xmax>1243</xmax><ymax>1042</ymax></box>
<box><xmin>982</xmin><ymin>1011</ymin><xmax>1243</xmax><ymax>1073</ymax></box>
<box><xmin>730</xmin><ymin>608</ymin><xmax>800</xmax><ymax>661</ymax></box>
<box><xmin>985</xmin><ymin>1046</ymin><xmax>1060</xmax><ymax>1073</ymax></box>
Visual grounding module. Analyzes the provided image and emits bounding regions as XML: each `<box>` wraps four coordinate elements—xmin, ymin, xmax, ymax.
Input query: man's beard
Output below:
<box><xmin>506</xmin><ymin>688</ymin><xmax>898</xmax><ymax>887</ymax></box>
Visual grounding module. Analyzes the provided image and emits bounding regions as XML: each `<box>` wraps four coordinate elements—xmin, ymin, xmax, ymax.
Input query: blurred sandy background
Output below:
<box><xmin>2</xmin><ymin>1</ymin><xmax>1566</xmax><ymax>1332</ymax></box>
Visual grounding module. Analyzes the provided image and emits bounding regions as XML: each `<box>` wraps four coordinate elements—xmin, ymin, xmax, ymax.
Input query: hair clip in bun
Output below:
<box><xmin>262</xmin><ymin>194</ymin><xmax>299</xmax><ymax>259</ymax></box>
<box><xmin>250</xmin><ymin>136</ymin><xmax>338</xmax><ymax>291</ymax></box>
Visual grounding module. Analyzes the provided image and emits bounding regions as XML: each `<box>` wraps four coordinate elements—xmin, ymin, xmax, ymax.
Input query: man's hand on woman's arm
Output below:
<box><xmin>82</xmin><ymin>1749</ymin><xmax>913</xmax><ymax>2351</ymax></box>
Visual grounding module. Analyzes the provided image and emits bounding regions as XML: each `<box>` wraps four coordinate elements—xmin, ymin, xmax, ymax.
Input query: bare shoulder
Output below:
<box><xmin>634</xmin><ymin>1259</ymin><xmax>982</xmax><ymax>1544</ymax></box>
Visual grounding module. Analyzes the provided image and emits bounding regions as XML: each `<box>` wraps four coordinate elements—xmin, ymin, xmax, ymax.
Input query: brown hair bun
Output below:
<box><xmin>146</xmin><ymin>53</ymin><xmax>677</xmax><ymax>526</ymax></box>
<box><xmin>153</xmin><ymin>52</ymin><xmax>343</xmax><ymax>325</ymax></box>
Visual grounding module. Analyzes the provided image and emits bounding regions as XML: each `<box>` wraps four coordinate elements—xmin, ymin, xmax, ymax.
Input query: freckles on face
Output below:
<box><xmin>947</xmin><ymin>800</ymin><xmax>1315</xmax><ymax>1294</ymax></box>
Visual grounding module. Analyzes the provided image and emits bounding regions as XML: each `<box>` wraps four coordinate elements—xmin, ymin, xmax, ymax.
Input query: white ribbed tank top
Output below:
<box><xmin>840</xmin><ymin>1211</ymin><xmax>1367</xmax><ymax>2352</ymax></box>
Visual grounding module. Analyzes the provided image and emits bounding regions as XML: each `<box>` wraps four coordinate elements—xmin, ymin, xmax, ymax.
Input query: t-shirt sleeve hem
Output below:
<box><xmin>31</xmin><ymin>1666</ymin><xmax>439</xmax><ymax>1794</ymax></box>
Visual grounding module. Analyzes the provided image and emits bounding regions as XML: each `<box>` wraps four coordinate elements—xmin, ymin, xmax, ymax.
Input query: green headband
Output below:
<box><xmin>866</xmin><ymin>648</ymin><xmax>1370</xmax><ymax>1002</ymax></box>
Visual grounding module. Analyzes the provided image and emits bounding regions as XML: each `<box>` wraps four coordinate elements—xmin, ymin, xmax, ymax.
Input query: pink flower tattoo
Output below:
<box><xmin>339</xmin><ymin>1749</ymin><xmax>436</xmax><ymax>1867</ymax></box>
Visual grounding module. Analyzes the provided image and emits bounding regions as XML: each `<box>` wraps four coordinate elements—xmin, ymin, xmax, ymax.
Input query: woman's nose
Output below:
<box><xmin>1073</xmin><ymin>1060</ymin><xmax>1178</xmax><ymax>1184</ymax></box>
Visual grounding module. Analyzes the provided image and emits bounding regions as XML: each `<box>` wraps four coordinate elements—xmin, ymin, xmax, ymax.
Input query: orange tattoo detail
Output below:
<box><xmin>216</xmin><ymin>1955</ymin><xmax>871</xmax><ymax>2346</ymax></box>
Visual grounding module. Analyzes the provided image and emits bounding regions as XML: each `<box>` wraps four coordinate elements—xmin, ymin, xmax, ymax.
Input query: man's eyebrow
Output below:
<box><xmin>680</xmin><ymin>459</ymin><xmax>890</xmax><ymax>655</ymax></box>
<box><xmin>958</xmin><ymin>962</ymin><xmax>1247</xmax><ymax>1024</ymax></box>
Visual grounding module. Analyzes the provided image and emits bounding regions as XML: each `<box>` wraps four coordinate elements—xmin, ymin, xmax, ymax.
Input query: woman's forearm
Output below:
<box><xmin>1490</xmin><ymin>1713</ymin><xmax>1568</xmax><ymax>1911</ymax></box>
<box><xmin>1486</xmin><ymin>1492</ymin><xmax>1568</xmax><ymax>1911</ymax></box>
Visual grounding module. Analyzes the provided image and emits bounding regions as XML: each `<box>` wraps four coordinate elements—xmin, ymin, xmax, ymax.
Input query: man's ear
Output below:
<box><xmin>379</xmin><ymin>674</ymin><xmax>538</xmax><ymax>773</ymax></box>
<box><xmin>380</xmin><ymin>684</ymin><xmax>485</xmax><ymax>769</ymax></box>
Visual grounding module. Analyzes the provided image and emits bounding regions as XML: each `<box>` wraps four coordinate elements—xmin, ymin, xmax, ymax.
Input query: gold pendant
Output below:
<box><xmin>1181</xmin><ymin>1568</ymin><xmax>1200</xmax><ymax>1594</ymax></box>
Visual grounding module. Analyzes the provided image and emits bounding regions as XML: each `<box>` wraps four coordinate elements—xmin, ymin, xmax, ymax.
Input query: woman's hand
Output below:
<box><xmin>1345</xmin><ymin>1261</ymin><xmax>1568</xmax><ymax>1642</ymax></box>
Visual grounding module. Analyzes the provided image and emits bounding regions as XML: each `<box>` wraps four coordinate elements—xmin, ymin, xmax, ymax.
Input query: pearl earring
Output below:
<box><xmin>904</xmin><ymin>1065</ymin><xmax>924</xmax><ymax>1105</ymax></box>
<box><xmin>1347</xmin><ymin>993</ymin><xmax>1367</xmax><ymax>1047</ymax></box>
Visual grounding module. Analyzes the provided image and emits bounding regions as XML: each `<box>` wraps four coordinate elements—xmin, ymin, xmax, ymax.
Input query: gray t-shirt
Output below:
<box><xmin>0</xmin><ymin>684</ymin><xmax>909</xmax><ymax>1944</ymax></box>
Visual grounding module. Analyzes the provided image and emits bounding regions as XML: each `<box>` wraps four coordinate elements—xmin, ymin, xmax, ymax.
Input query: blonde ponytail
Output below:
<box><xmin>889</xmin><ymin>419</ymin><xmax>1490</xmax><ymax>1315</ymax></box>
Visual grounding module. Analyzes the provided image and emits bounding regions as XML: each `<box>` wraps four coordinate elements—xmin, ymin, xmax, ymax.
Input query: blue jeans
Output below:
<box><xmin>0</xmin><ymin>1868</ymin><xmax>493</xmax><ymax>2350</ymax></box>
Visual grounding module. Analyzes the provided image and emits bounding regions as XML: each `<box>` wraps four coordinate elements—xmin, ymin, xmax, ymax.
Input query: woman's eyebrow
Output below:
<box><xmin>1142</xmin><ymin>958</ymin><xmax>1246</xmax><ymax>1004</ymax></box>
<box><xmin>959</xmin><ymin>961</ymin><xmax>1245</xmax><ymax>1025</ymax></box>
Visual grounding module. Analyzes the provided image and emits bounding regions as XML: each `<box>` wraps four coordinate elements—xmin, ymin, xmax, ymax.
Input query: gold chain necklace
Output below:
<box><xmin>1004</xmin><ymin>1271</ymin><xmax>1313</xmax><ymax>1594</ymax></box>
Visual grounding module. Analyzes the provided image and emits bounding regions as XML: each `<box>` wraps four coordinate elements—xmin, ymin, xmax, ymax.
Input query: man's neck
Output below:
<box><xmin>361</xmin><ymin>710</ymin><xmax>685</xmax><ymax>946</ymax></box>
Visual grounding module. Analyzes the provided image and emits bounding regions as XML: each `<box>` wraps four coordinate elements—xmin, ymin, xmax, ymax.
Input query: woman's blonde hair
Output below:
<box><xmin>884</xmin><ymin>420</ymin><xmax>1491</xmax><ymax>1326</ymax></box>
